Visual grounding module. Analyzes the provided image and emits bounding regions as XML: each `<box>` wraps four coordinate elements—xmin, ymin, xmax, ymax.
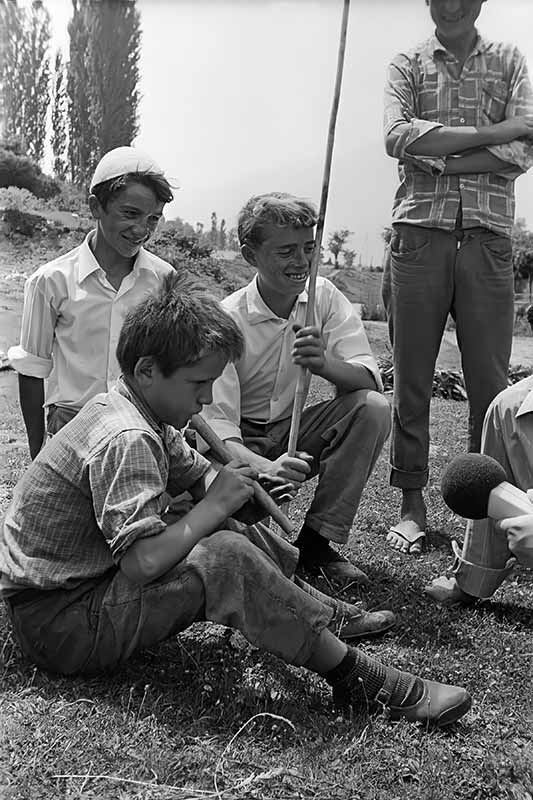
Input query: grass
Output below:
<box><xmin>1</xmin><ymin>374</ymin><xmax>532</xmax><ymax>800</ymax></box>
<box><xmin>0</xmin><ymin>234</ymin><xmax>532</xmax><ymax>799</ymax></box>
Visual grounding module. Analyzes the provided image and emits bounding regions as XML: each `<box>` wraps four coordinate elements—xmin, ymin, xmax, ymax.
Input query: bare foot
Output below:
<box><xmin>425</xmin><ymin>575</ymin><xmax>476</xmax><ymax>606</ymax></box>
<box><xmin>387</xmin><ymin>489</ymin><xmax>426</xmax><ymax>555</ymax></box>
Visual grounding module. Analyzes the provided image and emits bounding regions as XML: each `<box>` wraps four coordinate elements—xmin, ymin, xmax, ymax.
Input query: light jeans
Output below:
<box><xmin>382</xmin><ymin>224</ymin><xmax>514</xmax><ymax>489</ymax></box>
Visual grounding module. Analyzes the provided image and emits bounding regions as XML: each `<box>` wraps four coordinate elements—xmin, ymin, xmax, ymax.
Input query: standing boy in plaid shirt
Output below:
<box><xmin>382</xmin><ymin>0</ymin><xmax>533</xmax><ymax>555</ymax></box>
<box><xmin>0</xmin><ymin>275</ymin><xmax>471</xmax><ymax>728</ymax></box>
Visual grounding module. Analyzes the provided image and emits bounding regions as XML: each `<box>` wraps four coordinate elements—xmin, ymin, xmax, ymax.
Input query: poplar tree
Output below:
<box><xmin>67</xmin><ymin>0</ymin><xmax>141</xmax><ymax>186</ymax></box>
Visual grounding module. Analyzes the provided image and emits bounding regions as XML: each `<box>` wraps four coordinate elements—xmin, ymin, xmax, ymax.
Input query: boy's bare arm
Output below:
<box><xmin>119</xmin><ymin>463</ymin><xmax>256</xmax><ymax>585</ymax></box>
<box><xmin>442</xmin><ymin>150</ymin><xmax>514</xmax><ymax>175</ymax></box>
<box><xmin>18</xmin><ymin>374</ymin><xmax>45</xmax><ymax>459</ymax></box>
<box><xmin>404</xmin><ymin>116</ymin><xmax>533</xmax><ymax>158</ymax></box>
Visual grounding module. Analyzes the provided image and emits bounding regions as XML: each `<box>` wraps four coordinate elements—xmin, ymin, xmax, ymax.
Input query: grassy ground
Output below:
<box><xmin>0</xmin><ymin>236</ymin><xmax>532</xmax><ymax>799</ymax></box>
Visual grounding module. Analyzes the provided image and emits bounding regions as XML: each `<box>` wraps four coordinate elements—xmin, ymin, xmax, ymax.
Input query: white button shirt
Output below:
<box><xmin>201</xmin><ymin>275</ymin><xmax>383</xmax><ymax>442</ymax></box>
<box><xmin>8</xmin><ymin>232</ymin><xmax>173</xmax><ymax>410</ymax></box>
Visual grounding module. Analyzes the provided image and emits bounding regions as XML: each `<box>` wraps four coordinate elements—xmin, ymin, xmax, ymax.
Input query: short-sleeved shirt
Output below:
<box><xmin>0</xmin><ymin>378</ymin><xmax>211</xmax><ymax>590</ymax></box>
<box><xmin>200</xmin><ymin>275</ymin><xmax>382</xmax><ymax>442</ymax></box>
<box><xmin>8</xmin><ymin>232</ymin><xmax>173</xmax><ymax>410</ymax></box>
<box><xmin>384</xmin><ymin>33</ymin><xmax>533</xmax><ymax>236</ymax></box>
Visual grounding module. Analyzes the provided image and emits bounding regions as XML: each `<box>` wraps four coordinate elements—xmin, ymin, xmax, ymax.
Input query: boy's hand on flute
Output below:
<box><xmin>203</xmin><ymin>461</ymin><xmax>257</xmax><ymax>519</ymax></box>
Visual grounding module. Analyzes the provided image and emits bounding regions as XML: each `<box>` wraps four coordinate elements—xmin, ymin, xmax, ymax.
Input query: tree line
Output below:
<box><xmin>0</xmin><ymin>0</ymin><xmax>140</xmax><ymax>187</ymax></box>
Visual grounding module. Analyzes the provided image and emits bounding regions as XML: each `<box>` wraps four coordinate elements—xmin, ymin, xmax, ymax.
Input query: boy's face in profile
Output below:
<box><xmin>245</xmin><ymin>223</ymin><xmax>316</xmax><ymax>300</ymax></box>
<box><xmin>145</xmin><ymin>351</ymin><xmax>228</xmax><ymax>429</ymax></box>
<box><xmin>90</xmin><ymin>182</ymin><xmax>165</xmax><ymax>260</ymax></box>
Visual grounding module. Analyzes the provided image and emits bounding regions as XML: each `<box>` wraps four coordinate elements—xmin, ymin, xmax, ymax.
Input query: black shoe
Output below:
<box><xmin>298</xmin><ymin>546</ymin><xmax>369</xmax><ymax>586</ymax></box>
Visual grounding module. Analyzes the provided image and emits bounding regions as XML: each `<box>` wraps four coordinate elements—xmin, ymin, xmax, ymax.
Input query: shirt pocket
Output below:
<box><xmin>482</xmin><ymin>79</ymin><xmax>508</xmax><ymax>123</ymax></box>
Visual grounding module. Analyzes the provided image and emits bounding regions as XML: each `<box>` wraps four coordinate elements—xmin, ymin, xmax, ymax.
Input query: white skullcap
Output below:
<box><xmin>89</xmin><ymin>146</ymin><xmax>165</xmax><ymax>191</ymax></box>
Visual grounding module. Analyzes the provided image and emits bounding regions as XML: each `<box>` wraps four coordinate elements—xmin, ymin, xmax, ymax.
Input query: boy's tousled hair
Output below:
<box><xmin>116</xmin><ymin>272</ymin><xmax>244</xmax><ymax>377</ymax></box>
<box><xmin>238</xmin><ymin>192</ymin><xmax>317</xmax><ymax>248</ymax></box>
<box><xmin>91</xmin><ymin>171</ymin><xmax>174</xmax><ymax>209</ymax></box>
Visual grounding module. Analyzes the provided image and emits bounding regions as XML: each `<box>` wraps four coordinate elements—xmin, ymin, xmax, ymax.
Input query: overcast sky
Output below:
<box><xmin>45</xmin><ymin>0</ymin><xmax>533</xmax><ymax>262</ymax></box>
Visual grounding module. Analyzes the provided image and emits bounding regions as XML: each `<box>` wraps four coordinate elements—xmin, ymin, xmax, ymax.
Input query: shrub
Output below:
<box><xmin>0</xmin><ymin>148</ymin><xmax>60</xmax><ymax>198</ymax></box>
<box><xmin>360</xmin><ymin>301</ymin><xmax>387</xmax><ymax>322</ymax></box>
<box><xmin>2</xmin><ymin>207</ymin><xmax>48</xmax><ymax>236</ymax></box>
<box><xmin>378</xmin><ymin>354</ymin><xmax>532</xmax><ymax>400</ymax></box>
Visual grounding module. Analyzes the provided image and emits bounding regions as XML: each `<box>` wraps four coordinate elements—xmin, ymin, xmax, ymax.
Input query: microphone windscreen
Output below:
<box><xmin>440</xmin><ymin>453</ymin><xmax>507</xmax><ymax>519</ymax></box>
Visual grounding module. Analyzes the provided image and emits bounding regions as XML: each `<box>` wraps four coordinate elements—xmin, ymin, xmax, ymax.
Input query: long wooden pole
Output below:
<box><xmin>286</xmin><ymin>0</ymin><xmax>350</xmax><ymax>457</ymax></box>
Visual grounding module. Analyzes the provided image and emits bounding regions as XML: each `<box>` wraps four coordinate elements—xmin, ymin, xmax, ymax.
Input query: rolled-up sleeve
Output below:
<box><xmin>8</xmin><ymin>273</ymin><xmax>57</xmax><ymax>378</ymax></box>
<box><xmin>200</xmin><ymin>361</ymin><xmax>244</xmax><ymax>442</ymax></box>
<box><xmin>384</xmin><ymin>57</ymin><xmax>446</xmax><ymax>175</ymax></box>
<box><xmin>89</xmin><ymin>432</ymin><xmax>168</xmax><ymax>561</ymax></box>
<box><xmin>322</xmin><ymin>286</ymin><xmax>383</xmax><ymax>392</ymax></box>
<box><xmin>486</xmin><ymin>49</ymin><xmax>533</xmax><ymax>175</ymax></box>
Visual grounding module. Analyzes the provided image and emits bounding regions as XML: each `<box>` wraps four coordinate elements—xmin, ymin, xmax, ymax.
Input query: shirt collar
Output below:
<box><xmin>115</xmin><ymin>374</ymin><xmax>164</xmax><ymax>434</ymax></box>
<box><xmin>77</xmin><ymin>230</ymin><xmax>160</xmax><ymax>284</ymax></box>
<box><xmin>516</xmin><ymin>388</ymin><xmax>533</xmax><ymax>418</ymax></box>
<box><xmin>244</xmin><ymin>275</ymin><xmax>308</xmax><ymax>325</ymax></box>
<box><xmin>426</xmin><ymin>30</ymin><xmax>488</xmax><ymax>60</ymax></box>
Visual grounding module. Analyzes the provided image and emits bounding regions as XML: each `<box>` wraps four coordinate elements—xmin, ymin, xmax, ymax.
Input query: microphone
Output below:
<box><xmin>440</xmin><ymin>453</ymin><xmax>533</xmax><ymax>521</ymax></box>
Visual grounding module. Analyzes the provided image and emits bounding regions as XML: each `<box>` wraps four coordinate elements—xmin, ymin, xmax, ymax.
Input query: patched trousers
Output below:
<box><xmin>4</xmin><ymin>523</ymin><xmax>335</xmax><ymax>676</ymax></box>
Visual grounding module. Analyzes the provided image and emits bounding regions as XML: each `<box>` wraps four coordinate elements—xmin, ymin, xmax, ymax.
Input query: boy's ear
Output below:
<box><xmin>88</xmin><ymin>193</ymin><xmax>103</xmax><ymax>220</ymax></box>
<box><xmin>133</xmin><ymin>356</ymin><xmax>156</xmax><ymax>386</ymax></box>
<box><xmin>240</xmin><ymin>243</ymin><xmax>257</xmax><ymax>267</ymax></box>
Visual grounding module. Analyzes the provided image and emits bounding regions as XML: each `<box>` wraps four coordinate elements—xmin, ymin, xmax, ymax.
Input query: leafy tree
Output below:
<box><xmin>227</xmin><ymin>227</ymin><xmax>239</xmax><ymax>251</ymax></box>
<box><xmin>327</xmin><ymin>229</ymin><xmax>352</xmax><ymax>268</ymax></box>
<box><xmin>210</xmin><ymin>211</ymin><xmax>218</xmax><ymax>246</ymax></box>
<box><xmin>512</xmin><ymin>218</ymin><xmax>533</xmax><ymax>300</ymax></box>
<box><xmin>0</xmin><ymin>0</ymin><xmax>51</xmax><ymax>164</ymax></box>
<box><xmin>51</xmin><ymin>49</ymin><xmax>68</xmax><ymax>180</ymax></box>
<box><xmin>67</xmin><ymin>0</ymin><xmax>141</xmax><ymax>186</ymax></box>
<box><xmin>343</xmin><ymin>248</ymin><xmax>356</xmax><ymax>268</ymax></box>
<box><xmin>381</xmin><ymin>226</ymin><xmax>393</xmax><ymax>245</ymax></box>
<box><xmin>219</xmin><ymin>218</ymin><xmax>227</xmax><ymax>249</ymax></box>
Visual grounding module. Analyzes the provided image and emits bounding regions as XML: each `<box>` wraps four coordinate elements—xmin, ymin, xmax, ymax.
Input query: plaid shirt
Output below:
<box><xmin>0</xmin><ymin>378</ymin><xmax>211</xmax><ymax>590</ymax></box>
<box><xmin>384</xmin><ymin>33</ymin><xmax>533</xmax><ymax>236</ymax></box>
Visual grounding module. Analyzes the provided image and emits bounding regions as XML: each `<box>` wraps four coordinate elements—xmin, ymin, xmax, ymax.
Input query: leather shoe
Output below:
<box><xmin>329</xmin><ymin>607</ymin><xmax>396</xmax><ymax>640</ymax></box>
<box><xmin>376</xmin><ymin>675</ymin><xmax>472</xmax><ymax>727</ymax></box>
<box><xmin>298</xmin><ymin>547</ymin><xmax>369</xmax><ymax>586</ymax></box>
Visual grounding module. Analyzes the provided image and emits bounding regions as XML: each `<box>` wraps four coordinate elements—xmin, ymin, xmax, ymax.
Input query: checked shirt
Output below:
<box><xmin>0</xmin><ymin>378</ymin><xmax>211</xmax><ymax>590</ymax></box>
<box><xmin>384</xmin><ymin>33</ymin><xmax>533</xmax><ymax>236</ymax></box>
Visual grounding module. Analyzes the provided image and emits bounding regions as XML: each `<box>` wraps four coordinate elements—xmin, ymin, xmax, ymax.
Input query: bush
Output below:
<box><xmin>0</xmin><ymin>186</ymin><xmax>48</xmax><ymax>213</ymax></box>
<box><xmin>378</xmin><ymin>353</ymin><xmax>532</xmax><ymax>400</ymax></box>
<box><xmin>2</xmin><ymin>207</ymin><xmax>49</xmax><ymax>236</ymax></box>
<box><xmin>0</xmin><ymin>148</ymin><xmax>60</xmax><ymax>199</ymax></box>
<box><xmin>360</xmin><ymin>301</ymin><xmax>387</xmax><ymax>322</ymax></box>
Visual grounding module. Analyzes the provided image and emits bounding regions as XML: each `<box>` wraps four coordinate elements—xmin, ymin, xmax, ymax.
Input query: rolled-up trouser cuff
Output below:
<box><xmin>390</xmin><ymin>466</ymin><xmax>428</xmax><ymax>490</ymax></box>
<box><xmin>452</xmin><ymin>540</ymin><xmax>516</xmax><ymax>599</ymax></box>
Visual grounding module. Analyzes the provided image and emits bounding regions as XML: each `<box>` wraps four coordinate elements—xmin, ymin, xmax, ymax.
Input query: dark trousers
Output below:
<box><xmin>382</xmin><ymin>224</ymin><xmax>513</xmax><ymax>490</ymax></box>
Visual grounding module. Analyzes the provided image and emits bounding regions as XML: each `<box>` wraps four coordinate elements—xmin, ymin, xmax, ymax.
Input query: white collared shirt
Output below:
<box><xmin>201</xmin><ymin>275</ymin><xmax>383</xmax><ymax>441</ymax></box>
<box><xmin>8</xmin><ymin>231</ymin><xmax>173</xmax><ymax>410</ymax></box>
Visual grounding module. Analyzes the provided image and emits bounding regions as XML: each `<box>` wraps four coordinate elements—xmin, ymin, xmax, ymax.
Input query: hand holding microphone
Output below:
<box><xmin>440</xmin><ymin>453</ymin><xmax>533</xmax><ymax>566</ymax></box>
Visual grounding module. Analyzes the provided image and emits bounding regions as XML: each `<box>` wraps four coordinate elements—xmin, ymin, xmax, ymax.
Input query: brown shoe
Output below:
<box><xmin>329</xmin><ymin>606</ymin><xmax>396</xmax><ymax>640</ymax></box>
<box><xmin>298</xmin><ymin>547</ymin><xmax>369</xmax><ymax>586</ymax></box>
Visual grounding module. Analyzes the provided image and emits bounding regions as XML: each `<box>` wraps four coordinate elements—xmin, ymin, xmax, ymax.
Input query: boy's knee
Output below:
<box><xmin>205</xmin><ymin>529</ymin><xmax>258</xmax><ymax>564</ymax></box>
<box><xmin>345</xmin><ymin>389</ymin><xmax>391</xmax><ymax>435</ymax></box>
